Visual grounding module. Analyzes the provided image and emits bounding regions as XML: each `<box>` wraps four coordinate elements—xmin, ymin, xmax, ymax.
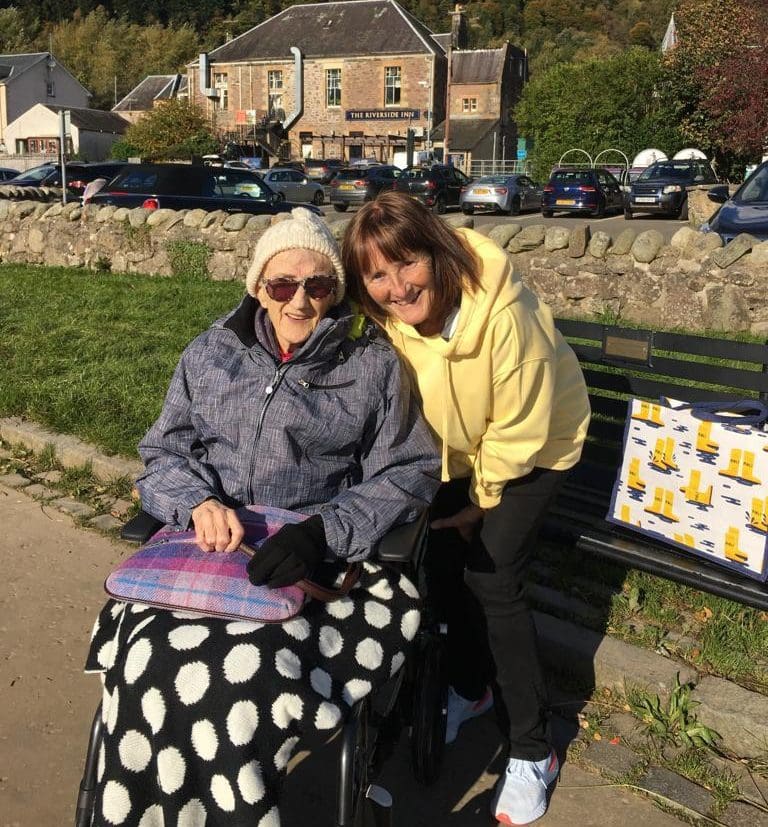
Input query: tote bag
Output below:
<box><xmin>106</xmin><ymin>504</ymin><xmax>360</xmax><ymax>622</ymax></box>
<box><xmin>608</xmin><ymin>398</ymin><xmax>768</xmax><ymax>581</ymax></box>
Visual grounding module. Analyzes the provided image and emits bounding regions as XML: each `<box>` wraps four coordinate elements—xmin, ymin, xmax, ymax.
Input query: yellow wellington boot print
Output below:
<box><xmin>661</xmin><ymin>489</ymin><xmax>680</xmax><ymax>522</ymax></box>
<box><xmin>627</xmin><ymin>457</ymin><xmax>646</xmax><ymax>492</ymax></box>
<box><xmin>644</xmin><ymin>486</ymin><xmax>665</xmax><ymax>516</ymax></box>
<box><xmin>632</xmin><ymin>401</ymin><xmax>650</xmax><ymax>421</ymax></box>
<box><xmin>696</xmin><ymin>421</ymin><xmax>719</xmax><ymax>455</ymax></box>
<box><xmin>673</xmin><ymin>533</ymin><xmax>695</xmax><ymax>547</ymax></box>
<box><xmin>650</xmin><ymin>439</ymin><xmax>667</xmax><ymax>471</ymax></box>
<box><xmin>648</xmin><ymin>404</ymin><xmax>664</xmax><ymax>427</ymax></box>
<box><xmin>620</xmin><ymin>504</ymin><xmax>641</xmax><ymax>526</ymax></box>
<box><xmin>680</xmin><ymin>470</ymin><xmax>713</xmax><ymax>506</ymax></box>
<box><xmin>748</xmin><ymin>498</ymin><xmax>768</xmax><ymax>534</ymax></box>
<box><xmin>740</xmin><ymin>451</ymin><xmax>762</xmax><ymax>485</ymax></box>
<box><xmin>718</xmin><ymin>448</ymin><xmax>742</xmax><ymax>479</ymax></box>
<box><xmin>662</xmin><ymin>437</ymin><xmax>678</xmax><ymax>471</ymax></box>
<box><xmin>724</xmin><ymin>527</ymin><xmax>749</xmax><ymax>565</ymax></box>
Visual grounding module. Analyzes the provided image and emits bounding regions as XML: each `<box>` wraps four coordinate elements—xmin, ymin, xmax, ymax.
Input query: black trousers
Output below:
<box><xmin>424</xmin><ymin>468</ymin><xmax>567</xmax><ymax>761</ymax></box>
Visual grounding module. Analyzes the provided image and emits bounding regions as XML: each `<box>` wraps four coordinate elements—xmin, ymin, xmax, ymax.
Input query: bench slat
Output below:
<box><xmin>582</xmin><ymin>370</ymin><xmax>754</xmax><ymax>404</ymax></box>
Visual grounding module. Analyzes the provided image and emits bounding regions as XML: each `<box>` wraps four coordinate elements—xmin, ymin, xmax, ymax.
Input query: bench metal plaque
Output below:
<box><xmin>602</xmin><ymin>327</ymin><xmax>653</xmax><ymax>366</ymax></box>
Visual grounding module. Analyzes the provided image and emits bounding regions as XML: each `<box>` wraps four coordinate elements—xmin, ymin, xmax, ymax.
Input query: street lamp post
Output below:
<box><xmin>417</xmin><ymin>78</ymin><xmax>432</xmax><ymax>155</ymax></box>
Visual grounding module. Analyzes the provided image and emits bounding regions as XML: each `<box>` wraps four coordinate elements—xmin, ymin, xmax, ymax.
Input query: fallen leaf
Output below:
<box><xmin>691</xmin><ymin>648</ymin><xmax>701</xmax><ymax>658</ymax></box>
<box><xmin>623</xmin><ymin>704</ymin><xmax>631</xmax><ymax>712</ymax></box>
<box><xmin>593</xmin><ymin>732</ymin><xmax>602</xmax><ymax>741</ymax></box>
<box><xmin>610</xmin><ymin>736</ymin><xmax>621</xmax><ymax>745</ymax></box>
<box><xmin>580</xmin><ymin>719</ymin><xmax>590</xmax><ymax>729</ymax></box>
<box><xmin>695</xmin><ymin>607</ymin><xmax>713</xmax><ymax>622</ymax></box>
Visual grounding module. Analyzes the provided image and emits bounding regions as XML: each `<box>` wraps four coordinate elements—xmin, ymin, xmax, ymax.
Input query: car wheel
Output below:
<box><xmin>510</xmin><ymin>195</ymin><xmax>521</xmax><ymax>216</ymax></box>
<box><xmin>542</xmin><ymin>210</ymin><xmax>554</xmax><ymax>218</ymax></box>
<box><xmin>312</xmin><ymin>190</ymin><xmax>324</xmax><ymax>206</ymax></box>
<box><xmin>333</xmin><ymin>204</ymin><xmax>348</xmax><ymax>212</ymax></box>
<box><xmin>678</xmin><ymin>199</ymin><xmax>689</xmax><ymax>221</ymax></box>
<box><xmin>624</xmin><ymin>206</ymin><xmax>633</xmax><ymax>220</ymax></box>
<box><xmin>432</xmin><ymin>196</ymin><xmax>447</xmax><ymax>215</ymax></box>
<box><xmin>461</xmin><ymin>204</ymin><xmax>474</xmax><ymax>215</ymax></box>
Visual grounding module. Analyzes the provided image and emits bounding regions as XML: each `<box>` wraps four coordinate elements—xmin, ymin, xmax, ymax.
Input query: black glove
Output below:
<box><xmin>247</xmin><ymin>515</ymin><xmax>327</xmax><ymax>588</ymax></box>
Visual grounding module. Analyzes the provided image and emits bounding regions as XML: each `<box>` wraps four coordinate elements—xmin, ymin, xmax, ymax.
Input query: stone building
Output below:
<box><xmin>189</xmin><ymin>0</ymin><xmax>446</xmax><ymax>164</ymax></box>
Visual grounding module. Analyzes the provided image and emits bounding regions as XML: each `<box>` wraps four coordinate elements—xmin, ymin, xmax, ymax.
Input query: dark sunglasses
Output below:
<box><xmin>263</xmin><ymin>275</ymin><xmax>338</xmax><ymax>302</ymax></box>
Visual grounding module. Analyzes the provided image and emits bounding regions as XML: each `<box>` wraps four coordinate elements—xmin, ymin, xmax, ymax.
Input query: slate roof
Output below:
<box><xmin>203</xmin><ymin>0</ymin><xmax>441</xmax><ymax>63</ymax></box>
<box><xmin>0</xmin><ymin>52</ymin><xmax>49</xmax><ymax>83</ymax></box>
<box><xmin>44</xmin><ymin>105</ymin><xmax>129</xmax><ymax>134</ymax></box>
<box><xmin>451</xmin><ymin>49</ymin><xmax>505</xmax><ymax>85</ymax></box>
<box><xmin>430</xmin><ymin>118</ymin><xmax>498</xmax><ymax>151</ymax></box>
<box><xmin>113</xmin><ymin>75</ymin><xmax>185</xmax><ymax>112</ymax></box>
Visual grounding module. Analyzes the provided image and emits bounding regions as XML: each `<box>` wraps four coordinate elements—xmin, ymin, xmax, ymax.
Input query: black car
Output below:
<box><xmin>703</xmin><ymin>161</ymin><xmax>768</xmax><ymax>244</ymax></box>
<box><xmin>624</xmin><ymin>159</ymin><xmax>718</xmax><ymax>220</ymax></box>
<box><xmin>392</xmin><ymin>164</ymin><xmax>472</xmax><ymax>213</ymax></box>
<box><xmin>0</xmin><ymin>166</ymin><xmax>19</xmax><ymax>181</ymax></box>
<box><xmin>541</xmin><ymin>167</ymin><xmax>624</xmax><ymax>217</ymax></box>
<box><xmin>88</xmin><ymin>163</ymin><xmax>314</xmax><ymax>215</ymax></box>
<box><xmin>329</xmin><ymin>165</ymin><xmax>401</xmax><ymax>211</ymax></box>
<box><xmin>0</xmin><ymin>161</ymin><xmax>127</xmax><ymax>196</ymax></box>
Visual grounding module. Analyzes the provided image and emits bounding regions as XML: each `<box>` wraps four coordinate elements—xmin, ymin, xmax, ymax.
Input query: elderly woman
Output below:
<box><xmin>85</xmin><ymin>207</ymin><xmax>439</xmax><ymax>827</ymax></box>
<box><xmin>343</xmin><ymin>192</ymin><xmax>591</xmax><ymax>827</ymax></box>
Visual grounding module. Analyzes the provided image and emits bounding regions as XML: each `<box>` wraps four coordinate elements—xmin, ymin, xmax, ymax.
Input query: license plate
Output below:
<box><xmin>556</xmin><ymin>199</ymin><xmax>575</xmax><ymax>205</ymax></box>
<box><xmin>474</xmin><ymin>188</ymin><xmax>489</xmax><ymax>195</ymax></box>
<box><xmin>635</xmin><ymin>196</ymin><xmax>656</xmax><ymax>203</ymax></box>
<box><xmin>339</xmin><ymin>184</ymin><xmax>354</xmax><ymax>191</ymax></box>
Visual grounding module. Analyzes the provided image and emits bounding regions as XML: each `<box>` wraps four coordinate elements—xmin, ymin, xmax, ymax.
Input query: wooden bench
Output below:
<box><xmin>548</xmin><ymin>317</ymin><xmax>768</xmax><ymax>610</ymax></box>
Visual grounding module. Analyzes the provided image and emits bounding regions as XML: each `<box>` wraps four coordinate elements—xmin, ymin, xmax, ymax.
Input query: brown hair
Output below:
<box><xmin>342</xmin><ymin>191</ymin><xmax>481</xmax><ymax>325</ymax></box>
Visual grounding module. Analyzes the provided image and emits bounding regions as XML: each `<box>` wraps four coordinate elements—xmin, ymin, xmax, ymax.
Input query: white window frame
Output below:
<box><xmin>268</xmin><ymin>70</ymin><xmax>283</xmax><ymax>116</ymax></box>
<box><xmin>462</xmin><ymin>97</ymin><xmax>478</xmax><ymax>113</ymax></box>
<box><xmin>214</xmin><ymin>72</ymin><xmax>229</xmax><ymax>111</ymax></box>
<box><xmin>384</xmin><ymin>66</ymin><xmax>401</xmax><ymax>106</ymax></box>
<box><xmin>326</xmin><ymin>68</ymin><xmax>341</xmax><ymax>108</ymax></box>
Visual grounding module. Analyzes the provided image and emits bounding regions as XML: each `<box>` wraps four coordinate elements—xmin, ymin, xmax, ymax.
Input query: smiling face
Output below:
<box><xmin>258</xmin><ymin>249</ymin><xmax>336</xmax><ymax>353</ymax></box>
<box><xmin>361</xmin><ymin>246</ymin><xmax>442</xmax><ymax>334</ymax></box>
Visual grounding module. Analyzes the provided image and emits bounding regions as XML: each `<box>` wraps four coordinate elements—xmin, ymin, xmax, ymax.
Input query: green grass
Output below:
<box><xmin>0</xmin><ymin>263</ymin><xmax>243</xmax><ymax>456</ymax></box>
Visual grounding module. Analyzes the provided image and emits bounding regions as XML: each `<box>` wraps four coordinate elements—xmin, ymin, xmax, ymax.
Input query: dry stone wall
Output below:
<box><xmin>1</xmin><ymin>191</ymin><xmax>767</xmax><ymax>336</ymax></box>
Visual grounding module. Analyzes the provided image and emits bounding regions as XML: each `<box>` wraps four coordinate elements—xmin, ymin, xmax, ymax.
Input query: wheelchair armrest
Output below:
<box><xmin>120</xmin><ymin>510</ymin><xmax>165</xmax><ymax>543</ymax></box>
<box><xmin>372</xmin><ymin>510</ymin><xmax>428</xmax><ymax>563</ymax></box>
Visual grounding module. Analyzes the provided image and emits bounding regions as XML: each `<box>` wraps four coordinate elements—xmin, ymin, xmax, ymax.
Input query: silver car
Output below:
<box><xmin>460</xmin><ymin>174</ymin><xmax>542</xmax><ymax>215</ymax></box>
<box><xmin>260</xmin><ymin>167</ymin><xmax>325</xmax><ymax>205</ymax></box>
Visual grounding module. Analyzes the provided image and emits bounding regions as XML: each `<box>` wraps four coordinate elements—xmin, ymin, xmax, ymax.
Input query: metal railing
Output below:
<box><xmin>469</xmin><ymin>159</ymin><xmax>531</xmax><ymax>177</ymax></box>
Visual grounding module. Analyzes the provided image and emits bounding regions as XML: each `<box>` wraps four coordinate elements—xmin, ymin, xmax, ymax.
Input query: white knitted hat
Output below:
<box><xmin>246</xmin><ymin>207</ymin><xmax>345</xmax><ymax>304</ymax></box>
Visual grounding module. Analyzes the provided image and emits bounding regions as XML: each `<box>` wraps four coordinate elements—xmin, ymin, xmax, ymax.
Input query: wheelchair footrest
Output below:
<box><xmin>364</xmin><ymin>785</ymin><xmax>393</xmax><ymax>827</ymax></box>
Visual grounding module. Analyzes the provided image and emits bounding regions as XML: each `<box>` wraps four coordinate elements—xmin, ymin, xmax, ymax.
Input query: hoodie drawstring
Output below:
<box><xmin>441</xmin><ymin>357</ymin><xmax>451</xmax><ymax>482</ymax></box>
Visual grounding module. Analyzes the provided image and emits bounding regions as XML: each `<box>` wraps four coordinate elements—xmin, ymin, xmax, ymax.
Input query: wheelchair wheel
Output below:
<box><xmin>337</xmin><ymin>697</ymin><xmax>371</xmax><ymax>827</ymax></box>
<box><xmin>410</xmin><ymin>632</ymin><xmax>447</xmax><ymax>785</ymax></box>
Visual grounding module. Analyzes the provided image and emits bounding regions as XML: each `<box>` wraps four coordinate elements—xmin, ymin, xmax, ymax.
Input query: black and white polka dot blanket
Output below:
<box><xmin>84</xmin><ymin>561</ymin><xmax>420</xmax><ymax>826</ymax></box>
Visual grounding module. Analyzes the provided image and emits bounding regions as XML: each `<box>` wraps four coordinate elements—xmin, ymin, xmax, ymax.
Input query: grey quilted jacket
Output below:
<box><xmin>137</xmin><ymin>296</ymin><xmax>441</xmax><ymax>560</ymax></box>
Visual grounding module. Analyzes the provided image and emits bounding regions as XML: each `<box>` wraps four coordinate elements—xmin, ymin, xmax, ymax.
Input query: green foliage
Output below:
<box><xmin>109</xmin><ymin>139</ymin><xmax>140</xmax><ymax>161</ymax></box>
<box><xmin>516</xmin><ymin>47</ymin><xmax>683</xmax><ymax>180</ymax></box>
<box><xmin>123</xmin><ymin>99</ymin><xmax>217</xmax><ymax>161</ymax></box>
<box><xmin>630</xmin><ymin>674</ymin><xmax>720</xmax><ymax>750</ymax></box>
<box><xmin>166</xmin><ymin>241</ymin><xmax>212</xmax><ymax>281</ymax></box>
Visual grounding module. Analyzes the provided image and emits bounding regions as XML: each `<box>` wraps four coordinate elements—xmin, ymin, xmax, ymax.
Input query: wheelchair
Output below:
<box><xmin>75</xmin><ymin>510</ymin><xmax>447</xmax><ymax>827</ymax></box>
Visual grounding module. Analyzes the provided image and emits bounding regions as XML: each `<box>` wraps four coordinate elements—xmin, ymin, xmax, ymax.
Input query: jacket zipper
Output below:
<box><xmin>297</xmin><ymin>378</ymin><xmax>355</xmax><ymax>390</ymax></box>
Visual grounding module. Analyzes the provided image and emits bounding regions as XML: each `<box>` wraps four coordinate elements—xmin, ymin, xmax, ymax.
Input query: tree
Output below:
<box><xmin>121</xmin><ymin>98</ymin><xmax>217</xmax><ymax>160</ymax></box>
<box><xmin>515</xmin><ymin>47</ymin><xmax>683</xmax><ymax>180</ymax></box>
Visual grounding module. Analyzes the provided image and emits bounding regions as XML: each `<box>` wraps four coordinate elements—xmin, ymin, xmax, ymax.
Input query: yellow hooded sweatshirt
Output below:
<box><xmin>383</xmin><ymin>228</ymin><xmax>591</xmax><ymax>510</ymax></box>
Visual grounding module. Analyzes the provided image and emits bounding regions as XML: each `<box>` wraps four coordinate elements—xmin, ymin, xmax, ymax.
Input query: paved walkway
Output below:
<box><xmin>0</xmin><ymin>484</ymin><xmax>686</xmax><ymax>827</ymax></box>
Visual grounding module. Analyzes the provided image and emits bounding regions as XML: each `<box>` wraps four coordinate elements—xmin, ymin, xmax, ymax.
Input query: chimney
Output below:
<box><xmin>451</xmin><ymin>4</ymin><xmax>468</xmax><ymax>50</ymax></box>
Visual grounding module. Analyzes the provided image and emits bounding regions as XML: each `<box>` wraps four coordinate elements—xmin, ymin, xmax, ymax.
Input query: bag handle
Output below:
<box><xmin>240</xmin><ymin>542</ymin><xmax>361</xmax><ymax>602</ymax></box>
<box><xmin>671</xmin><ymin>399</ymin><xmax>768</xmax><ymax>426</ymax></box>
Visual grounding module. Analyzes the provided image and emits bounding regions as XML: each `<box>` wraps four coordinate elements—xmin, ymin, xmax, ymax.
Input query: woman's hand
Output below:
<box><xmin>191</xmin><ymin>499</ymin><xmax>245</xmax><ymax>552</ymax></box>
<box><xmin>430</xmin><ymin>503</ymin><xmax>485</xmax><ymax>542</ymax></box>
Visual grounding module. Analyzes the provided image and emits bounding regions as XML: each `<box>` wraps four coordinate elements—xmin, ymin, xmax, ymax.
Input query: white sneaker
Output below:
<box><xmin>491</xmin><ymin>750</ymin><xmax>559</xmax><ymax>825</ymax></box>
<box><xmin>445</xmin><ymin>685</ymin><xmax>493</xmax><ymax>744</ymax></box>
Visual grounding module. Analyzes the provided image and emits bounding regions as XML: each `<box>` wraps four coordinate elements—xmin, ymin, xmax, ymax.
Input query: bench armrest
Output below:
<box><xmin>120</xmin><ymin>508</ymin><xmax>429</xmax><ymax>566</ymax></box>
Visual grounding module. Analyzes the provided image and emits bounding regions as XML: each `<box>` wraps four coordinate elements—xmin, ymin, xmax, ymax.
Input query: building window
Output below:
<box><xmin>214</xmin><ymin>72</ymin><xmax>228</xmax><ymax>111</ymax></box>
<box><xmin>462</xmin><ymin>97</ymin><xmax>478</xmax><ymax>113</ymax></box>
<box><xmin>268</xmin><ymin>70</ymin><xmax>283</xmax><ymax>118</ymax></box>
<box><xmin>384</xmin><ymin>66</ymin><xmax>401</xmax><ymax>106</ymax></box>
<box><xmin>46</xmin><ymin>81</ymin><xmax>55</xmax><ymax>97</ymax></box>
<box><xmin>326</xmin><ymin>68</ymin><xmax>341</xmax><ymax>107</ymax></box>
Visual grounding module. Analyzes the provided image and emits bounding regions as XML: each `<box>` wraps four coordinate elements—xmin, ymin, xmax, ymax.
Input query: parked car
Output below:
<box><xmin>702</xmin><ymin>161</ymin><xmax>768</xmax><ymax>243</ymax></box>
<box><xmin>304</xmin><ymin>158</ymin><xmax>344</xmax><ymax>184</ymax></box>
<box><xmin>624</xmin><ymin>159</ymin><xmax>718</xmax><ymax>220</ymax></box>
<box><xmin>0</xmin><ymin>161</ymin><xmax>127</xmax><ymax>196</ymax></box>
<box><xmin>260</xmin><ymin>167</ymin><xmax>326</xmax><ymax>205</ymax></box>
<box><xmin>460</xmin><ymin>174</ymin><xmax>542</xmax><ymax>215</ymax></box>
<box><xmin>541</xmin><ymin>167</ymin><xmax>624</xmax><ymax>217</ymax></box>
<box><xmin>0</xmin><ymin>167</ymin><xmax>19</xmax><ymax>181</ymax></box>
<box><xmin>391</xmin><ymin>164</ymin><xmax>471</xmax><ymax>213</ymax></box>
<box><xmin>329</xmin><ymin>165</ymin><xmax>401</xmax><ymax>211</ymax></box>
<box><xmin>87</xmin><ymin>163</ymin><xmax>314</xmax><ymax>215</ymax></box>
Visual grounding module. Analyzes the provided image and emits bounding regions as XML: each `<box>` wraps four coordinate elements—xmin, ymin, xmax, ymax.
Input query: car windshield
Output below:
<box><xmin>551</xmin><ymin>171</ymin><xmax>593</xmax><ymax>185</ymax></box>
<box><xmin>637</xmin><ymin>163</ymin><xmax>698</xmax><ymax>182</ymax></box>
<box><xmin>401</xmin><ymin>167</ymin><xmax>432</xmax><ymax>179</ymax></box>
<box><xmin>336</xmin><ymin>169</ymin><xmax>369</xmax><ymax>180</ymax></box>
<box><xmin>476</xmin><ymin>176</ymin><xmax>508</xmax><ymax>185</ymax></box>
<box><xmin>735</xmin><ymin>165</ymin><xmax>768</xmax><ymax>204</ymax></box>
<box><xmin>15</xmin><ymin>165</ymin><xmax>56</xmax><ymax>183</ymax></box>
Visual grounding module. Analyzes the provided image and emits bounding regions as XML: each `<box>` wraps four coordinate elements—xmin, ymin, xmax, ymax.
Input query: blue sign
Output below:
<box><xmin>516</xmin><ymin>148</ymin><xmax>527</xmax><ymax>160</ymax></box>
<box><xmin>346</xmin><ymin>109</ymin><xmax>420</xmax><ymax>121</ymax></box>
